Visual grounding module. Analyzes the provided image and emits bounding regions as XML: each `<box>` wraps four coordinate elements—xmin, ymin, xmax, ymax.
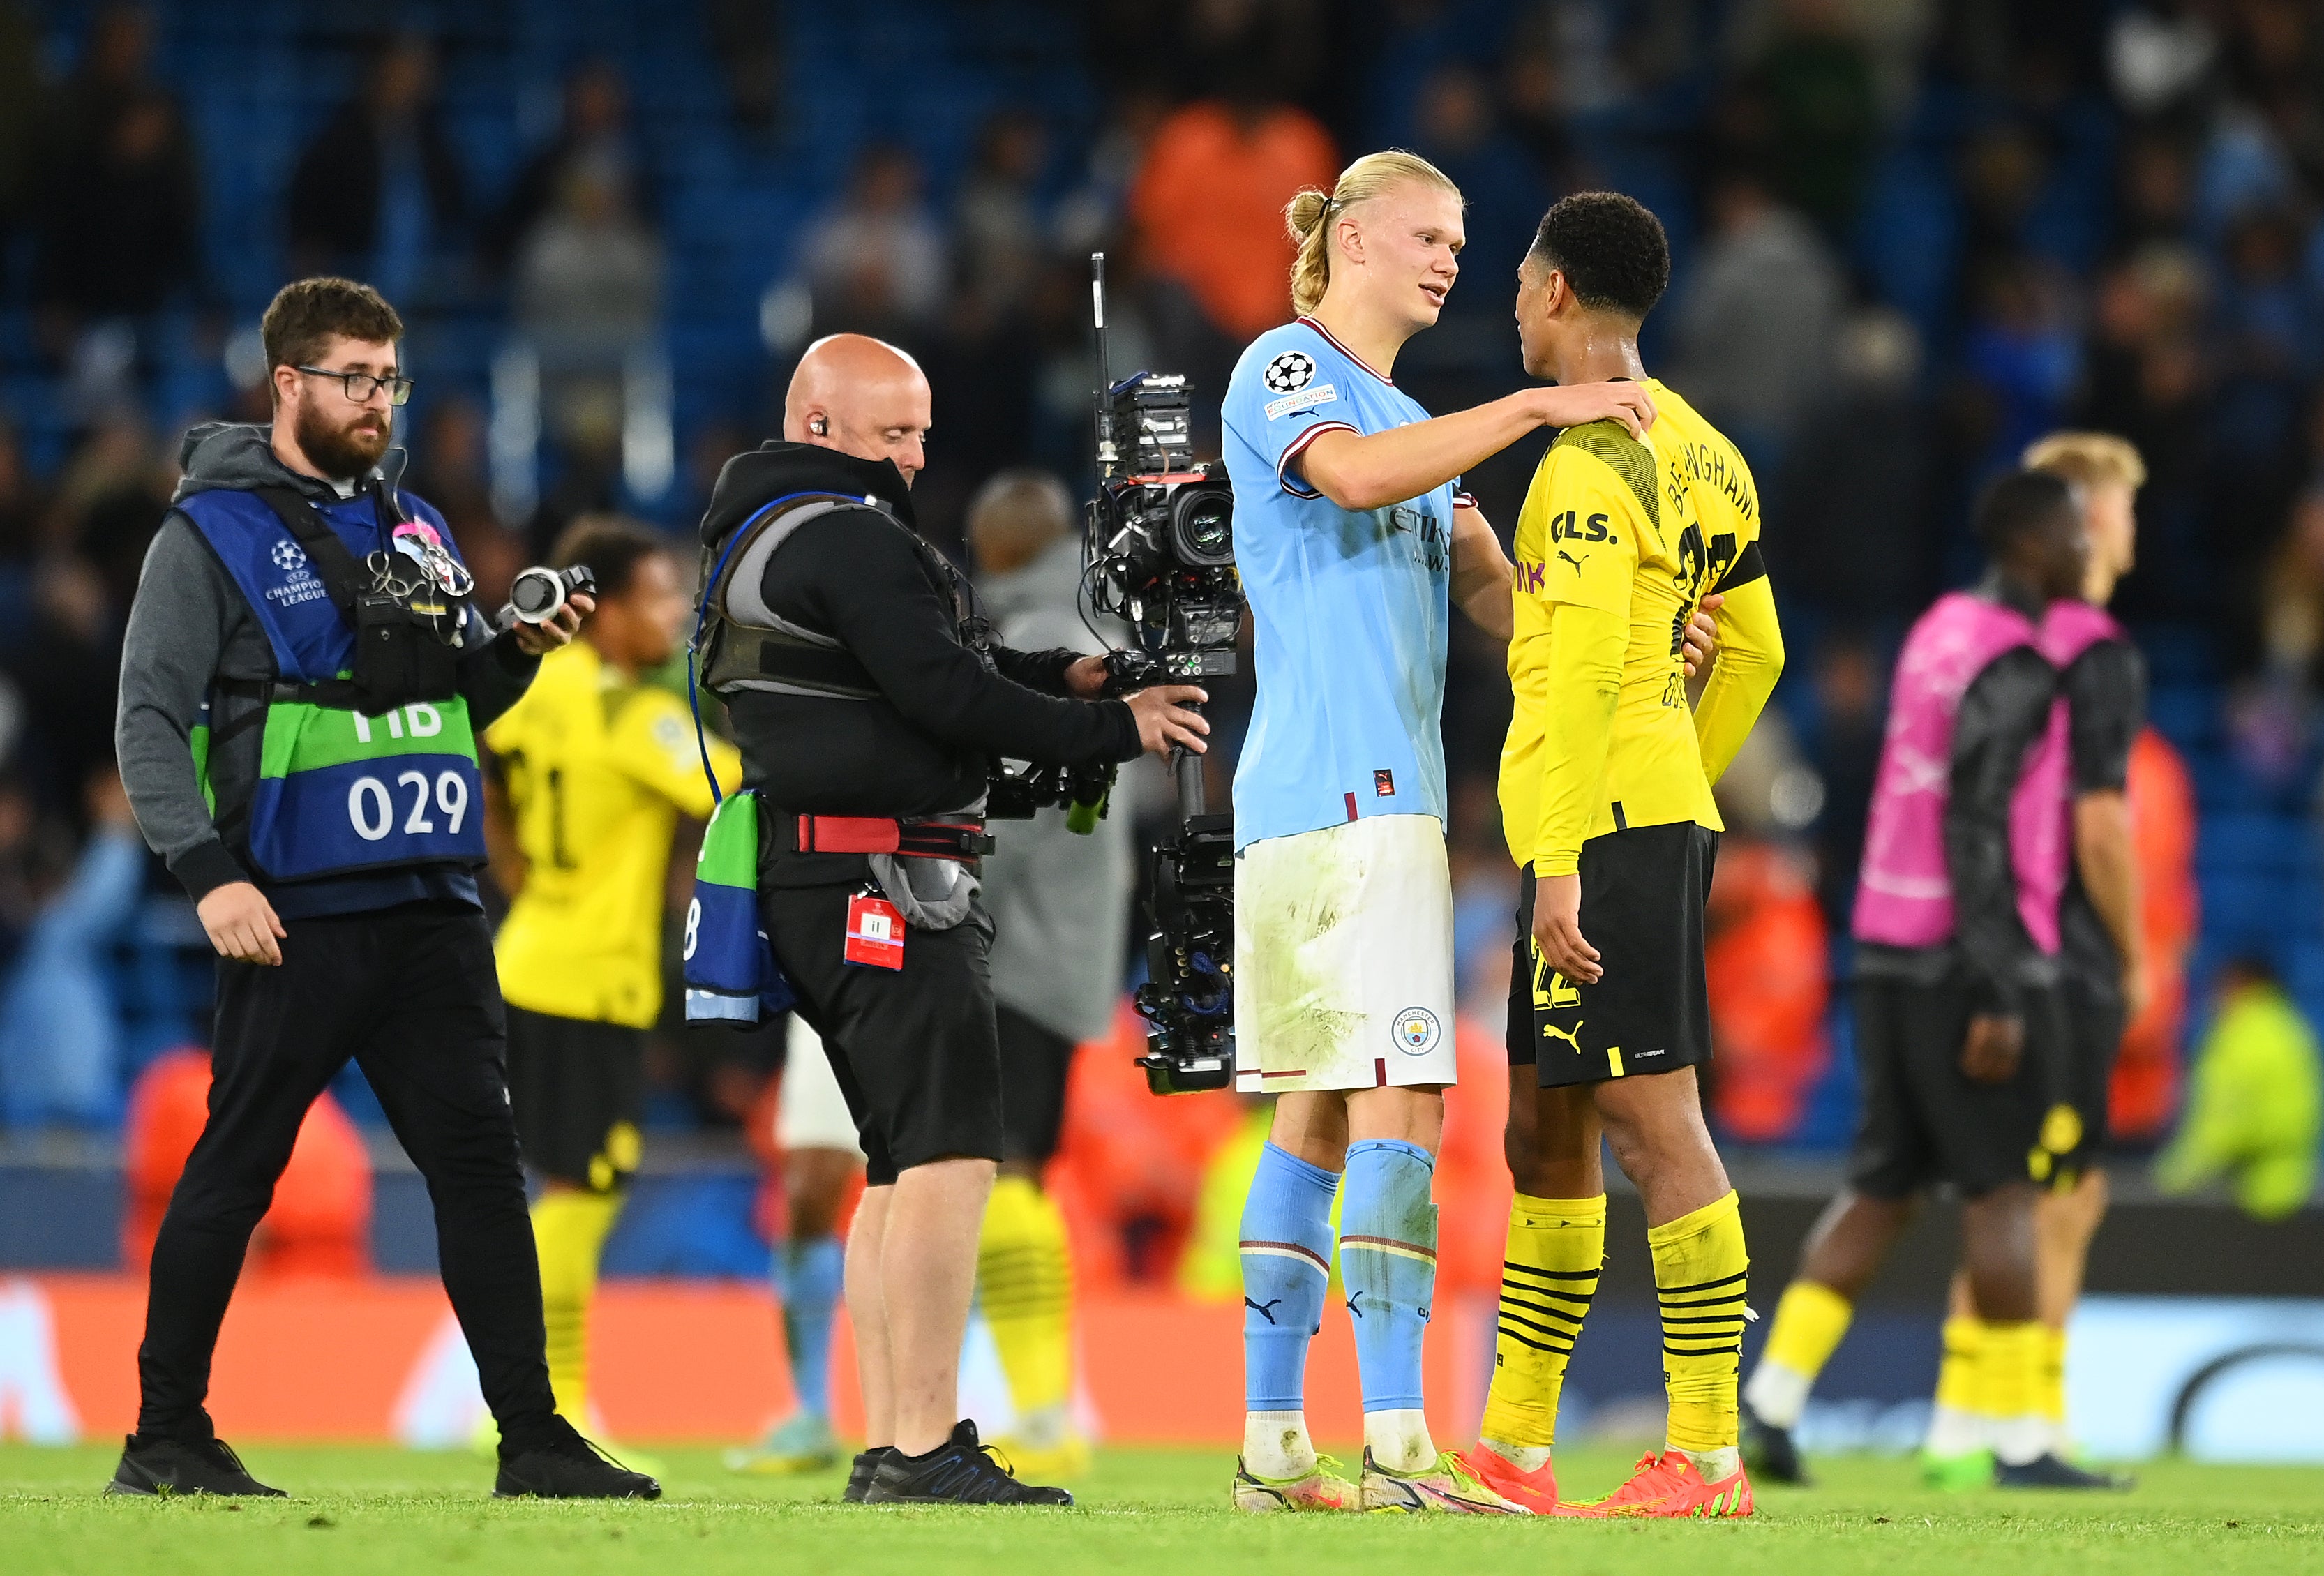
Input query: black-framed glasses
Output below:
<box><xmin>296</xmin><ymin>365</ymin><xmax>414</xmax><ymax>405</ymax></box>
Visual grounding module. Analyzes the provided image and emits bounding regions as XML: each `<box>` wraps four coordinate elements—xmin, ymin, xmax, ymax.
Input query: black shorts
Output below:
<box><xmin>2044</xmin><ymin>973</ymin><xmax>2124</xmax><ymax>1185</ymax></box>
<box><xmin>996</xmin><ymin>1004</ymin><xmax>1077</xmax><ymax>1167</ymax></box>
<box><xmin>758</xmin><ymin>875</ymin><xmax>1003</xmax><ymax>1187</ymax></box>
<box><xmin>1847</xmin><ymin>973</ymin><xmax>2057</xmax><ymax>1201</ymax></box>
<box><xmin>505</xmin><ymin>1005</ymin><xmax>646</xmax><ymax>1192</ymax></box>
<box><xmin>1506</xmin><ymin>822</ymin><xmax>1718</xmax><ymax>1088</ymax></box>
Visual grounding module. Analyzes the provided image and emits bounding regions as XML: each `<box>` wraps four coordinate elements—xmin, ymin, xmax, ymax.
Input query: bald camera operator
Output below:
<box><xmin>694</xmin><ymin>334</ymin><xmax>1205</xmax><ymax>1506</ymax></box>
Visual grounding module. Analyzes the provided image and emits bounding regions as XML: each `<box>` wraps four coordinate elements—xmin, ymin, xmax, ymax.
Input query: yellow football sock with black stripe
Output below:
<box><xmin>1649</xmin><ymin>1191</ymin><xmax>1749</xmax><ymax>1454</ymax></box>
<box><xmin>977</xmin><ymin>1175</ymin><xmax>1074</xmax><ymax>1429</ymax></box>
<box><xmin>1479</xmin><ymin>1192</ymin><xmax>1604</xmax><ymax>1453</ymax></box>
<box><xmin>532</xmin><ymin>1187</ymin><xmax>624</xmax><ymax>1425</ymax></box>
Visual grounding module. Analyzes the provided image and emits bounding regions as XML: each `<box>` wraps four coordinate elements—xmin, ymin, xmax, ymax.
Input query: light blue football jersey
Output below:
<box><xmin>1220</xmin><ymin>317</ymin><xmax>1457</xmax><ymax>850</ymax></box>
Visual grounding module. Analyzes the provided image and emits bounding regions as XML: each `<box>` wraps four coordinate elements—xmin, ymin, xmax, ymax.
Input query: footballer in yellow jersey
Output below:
<box><xmin>1499</xmin><ymin>381</ymin><xmax>1782</xmax><ymax>1086</ymax></box>
<box><xmin>1453</xmin><ymin>194</ymin><xmax>1783</xmax><ymax>1523</ymax></box>
<box><xmin>481</xmin><ymin>518</ymin><xmax>740</xmax><ymax>1430</ymax></box>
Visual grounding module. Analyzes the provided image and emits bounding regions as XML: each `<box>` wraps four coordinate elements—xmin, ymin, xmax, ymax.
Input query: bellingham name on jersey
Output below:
<box><xmin>1220</xmin><ymin>317</ymin><xmax>1458</xmax><ymax>850</ymax></box>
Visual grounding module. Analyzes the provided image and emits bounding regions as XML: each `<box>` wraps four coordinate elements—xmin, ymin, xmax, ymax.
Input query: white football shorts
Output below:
<box><xmin>778</xmin><ymin>1015</ymin><xmax>867</xmax><ymax>1157</ymax></box>
<box><xmin>1233</xmin><ymin>812</ymin><xmax>1457</xmax><ymax>1094</ymax></box>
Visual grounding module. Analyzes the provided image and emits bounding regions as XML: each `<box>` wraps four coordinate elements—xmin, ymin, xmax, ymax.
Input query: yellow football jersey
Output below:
<box><xmin>1499</xmin><ymin>379</ymin><xmax>1774</xmax><ymax>873</ymax></box>
<box><xmin>485</xmin><ymin>640</ymin><xmax>741</xmax><ymax>1027</ymax></box>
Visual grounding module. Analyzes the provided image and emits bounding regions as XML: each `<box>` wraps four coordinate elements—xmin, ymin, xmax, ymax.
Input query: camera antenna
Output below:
<box><xmin>1091</xmin><ymin>251</ymin><xmax>1118</xmax><ymax>479</ymax></box>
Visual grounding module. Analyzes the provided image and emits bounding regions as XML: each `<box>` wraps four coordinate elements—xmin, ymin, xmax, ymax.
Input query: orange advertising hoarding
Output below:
<box><xmin>2</xmin><ymin>1275</ymin><xmax>1487</xmax><ymax>1445</ymax></box>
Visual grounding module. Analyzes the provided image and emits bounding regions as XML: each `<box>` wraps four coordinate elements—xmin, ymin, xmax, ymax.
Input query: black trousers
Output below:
<box><xmin>135</xmin><ymin>901</ymin><xmax>559</xmax><ymax>1453</ymax></box>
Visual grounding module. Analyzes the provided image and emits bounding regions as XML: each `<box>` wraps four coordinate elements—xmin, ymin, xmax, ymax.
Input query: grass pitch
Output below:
<box><xmin>2</xmin><ymin>1442</ymin><xmax>2319</xmax><ymax>1575</ymax></box>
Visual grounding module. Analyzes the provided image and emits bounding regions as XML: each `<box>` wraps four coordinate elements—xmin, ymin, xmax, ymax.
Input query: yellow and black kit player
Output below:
<box><xmin>1499</xmin><ymin>390</ymin><xmax>1778</xmax><ymax>1086</ymax></box>
<box><xmin>486</xmin><ymin>518</ymin><xmax>740</xmax><ymax>1429</ymax></box>
<box><xmin>1458</xmin><ymin>192</ymin><xmax>1782</xmax><ymax>1519</ymax></box>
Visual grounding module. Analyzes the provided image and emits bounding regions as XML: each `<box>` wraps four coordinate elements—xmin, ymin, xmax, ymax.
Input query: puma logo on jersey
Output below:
<box><xmin>1557</xmin><ymin>550</ymin><xmax>1588</xmax><ymax>574</ymax></box>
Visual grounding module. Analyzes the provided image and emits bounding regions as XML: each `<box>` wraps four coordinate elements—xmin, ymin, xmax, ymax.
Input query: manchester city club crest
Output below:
<box><xmin>1393</xmin><ymin>1006</ymin><xmax>1441</xmax><ymax>1055</ymax></box>
<box><xmin>1262</xmin><ymin>350</ymin><xmax>1316</xmax><ymax>394</ymax></box>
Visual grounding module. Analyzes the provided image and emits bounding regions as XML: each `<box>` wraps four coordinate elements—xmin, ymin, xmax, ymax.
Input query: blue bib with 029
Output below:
<box><xmin>179</xmin><ymin>486</ymin><xmax>488</xmax><ymax>882</ymax></box>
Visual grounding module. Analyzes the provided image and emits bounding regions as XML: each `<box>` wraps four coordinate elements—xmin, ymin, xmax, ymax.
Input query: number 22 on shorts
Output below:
<box><xmin>844</xmin><ymin>889</ymin><xmax>906</xmax><ymax>969</ymax></box>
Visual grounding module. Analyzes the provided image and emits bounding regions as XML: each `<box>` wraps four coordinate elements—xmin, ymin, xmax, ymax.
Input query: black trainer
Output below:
<box><xmin>1996</xmin><ymin>1453</ymin><xmax>2134</xmax><ymax>1491</ymax></box>
<box><xmin>864</xmin><ymin>1420</ymin><xmax>1072</xmax><ymax>1506</ymax></box>
<box><xmin>844</xmin><ymin>1448</ymin><xmax>890</xmax><ymax>1503</ymax></box>
<box><xmin>1741</xmin><ymin>1399</ymin><xmax>1813</xmax><ymax>1486</ymax></box>
<box><xmin>107</xmin><ymin>1434</ymin><xmax>287</xmax><ymax>1497</ymax></box>
<box><xmin>495</xmin><ymin>1423</ymin><xmax>661</xmax><ymax>1499</ymax></box>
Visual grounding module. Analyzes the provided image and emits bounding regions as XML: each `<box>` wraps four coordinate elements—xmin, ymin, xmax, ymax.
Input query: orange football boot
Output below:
<box><xmin>1448</xmin><ymin>1444</ymin><xmax>1580</xmax><ymax>1516</ymax></box>
<box><xmin>1589</xmin><ymin>1450</ymin><xmax>1755</xmax><ymax>1519</ymax></box>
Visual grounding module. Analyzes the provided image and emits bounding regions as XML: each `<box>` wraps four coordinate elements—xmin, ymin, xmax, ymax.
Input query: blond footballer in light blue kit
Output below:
<box><xmin>1222</xmin><ymin>310</ymin><xmax>1463</xmax><ymax>1096</ymax></box>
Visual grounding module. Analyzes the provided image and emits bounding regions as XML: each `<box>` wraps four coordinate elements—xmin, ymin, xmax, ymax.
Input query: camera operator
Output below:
<box><xmin>697</xmin><ymin>333</ymin><xmax>1205</xmax><ymax>1506</ymax></box>
<box><xmin>964</xmin><ymin>468</ymin><xmax>1138</xmax><ymax>1481</ymax></box>
<box><xmin>109</xmin><ymin>278</ymin><xmax>654</xmax><ymax>1499</ymax></box>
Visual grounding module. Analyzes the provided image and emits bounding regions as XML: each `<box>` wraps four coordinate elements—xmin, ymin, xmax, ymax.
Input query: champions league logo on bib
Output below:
<box><xmin>267</xmin><ymin>537</ymin><xmax>327</xmax><ymax>609</ymax></box>
<box><xmin>1393</xmin><ymin>1007</ymin><xmax>1441</xmax><ymax>1055</ymax></box>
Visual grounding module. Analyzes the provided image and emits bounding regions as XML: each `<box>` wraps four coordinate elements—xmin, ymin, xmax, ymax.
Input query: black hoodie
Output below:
<box><xmin>700</xmin><ymin>442</ymin><xmax>1139</xmax><ymax>816</ymax></box>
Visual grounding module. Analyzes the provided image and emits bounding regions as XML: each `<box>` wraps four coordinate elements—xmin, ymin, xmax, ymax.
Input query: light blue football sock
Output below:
<box><xmin>775</xmin><ymin>1235</ymin><xmax>846</xmax><ymax>1422</ymax></box>
<box><xmin>1338</xmin><ymin>1138</ymin><xmax>1437</xmax><ymax>1414</ymax></box>
<box><xmin>1240</xmin><ymin>1141</ymin><xmax>1340</xmax><ymax>1412</ymax></box>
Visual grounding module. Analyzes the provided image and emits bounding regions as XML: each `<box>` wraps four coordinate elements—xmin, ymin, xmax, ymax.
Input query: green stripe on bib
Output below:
<box><xmin>258</xmin><ymin>697</ymin><xmax>479</xmax><ymax>779</ymax></box>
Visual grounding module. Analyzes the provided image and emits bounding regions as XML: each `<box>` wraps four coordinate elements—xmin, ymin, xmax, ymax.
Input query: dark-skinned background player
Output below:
<box><xmin>1739</xmin><ymin>470</ymin><xmax>2121</xmax><ymax>1492</ymax></box>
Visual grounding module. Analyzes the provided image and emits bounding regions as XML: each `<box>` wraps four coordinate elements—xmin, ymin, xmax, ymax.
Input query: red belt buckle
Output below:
<box><xmin>844</xmin><ymin>890</ymin><xmax>906</xmax><ymax>969</ymax></box>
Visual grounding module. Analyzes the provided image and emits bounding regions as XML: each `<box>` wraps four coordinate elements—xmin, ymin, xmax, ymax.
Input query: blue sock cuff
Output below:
<box><xmin>1345</xmin><ymin>1138</ymin><xmax>1434</xmax><ymax>1172</ymax></box>
<box><xmin>1261</xmin><ymin>1141</ymin><xmax>1343</xmax><ymax>1197</ymax></box>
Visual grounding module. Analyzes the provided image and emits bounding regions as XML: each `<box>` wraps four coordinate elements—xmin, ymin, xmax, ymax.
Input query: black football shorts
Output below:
<box><xmin>1847</xmin><ymin>973</ymin><xmax>2060</xmax><ymax>1201</ymax></box>
<box><xmin>505</xmin><ymin>1005</ymin><xmax>646</xmax><ymax>1192</ymax></box>
<box><xmin>2040</xmin><ymin>972</ymin><xmax>2124</xmax><ymax>1187</ymax></box>
<box><xmin>1507</xmin><ymin>821</ymin><xmax>1718</xmax><ymax>1088</ymax></box>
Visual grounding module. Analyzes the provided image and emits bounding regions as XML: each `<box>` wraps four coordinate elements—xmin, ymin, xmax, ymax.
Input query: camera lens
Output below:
<box><xmin>1170</xmin><ymin>485</ymin><xmax>1234</xmax><ymax>567</ymax></box>
<box><xmin>509</xmin><ymin>567</ymin><xmax>562</xmax><ymax>619</ymax></box>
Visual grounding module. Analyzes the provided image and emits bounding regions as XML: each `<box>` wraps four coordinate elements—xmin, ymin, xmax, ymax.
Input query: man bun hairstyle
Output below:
<box><xmin>1284</xmin><ymin>149</ymin><xmax>1462</xmax><ymax>318</ymax></box>
<box><xmin>1527</xmin><ymin>191</ymin><xmax>1671</xmax><ymax>321</ymax></box>
<box><xmin>260</xmin><ymin>276</ymin><xmax>405</xmax><ymax>379</ymax></box>
<box><xmin>550</xmin><ymin>514</ymin><xmax>670</xmax><ymax>601</ymax></box>
<box><xmin>1972</xmin><ymin>468</ymin><xmax>2078</xmax><ymax>553</ymax></box>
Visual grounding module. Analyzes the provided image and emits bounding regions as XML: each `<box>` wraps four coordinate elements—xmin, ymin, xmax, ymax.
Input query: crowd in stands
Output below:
<box><xmin>0</xmin><ymin>1</ymin><xmax>2321</xmax><ymax>1273</ymax></box>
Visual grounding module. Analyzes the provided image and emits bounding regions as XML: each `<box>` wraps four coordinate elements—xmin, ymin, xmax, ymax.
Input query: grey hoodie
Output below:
<box><xmin>115</xmin><ymin>422</ymin><xmax>539</xmax><ymax>919</ymax></box>
<box><xmin>977</xmin><ymin>534</ymin><xmax>1139</xmax><ymax>1044</ymax></box>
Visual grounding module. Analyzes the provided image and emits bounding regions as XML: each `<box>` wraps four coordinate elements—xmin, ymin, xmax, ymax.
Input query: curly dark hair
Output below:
<box><xmin>1526</xmin><ymin>192</ymin><xmax>1671</xmax><ymax>320</ymax></box>
<box><xmin>550</xmin><ymin>515</ymin><xmax>672</xmax><ymax>601</ymax></box>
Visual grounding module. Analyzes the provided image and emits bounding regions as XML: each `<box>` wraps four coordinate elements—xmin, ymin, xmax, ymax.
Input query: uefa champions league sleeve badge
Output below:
<box><xmin>1264</xmin><ymin>351</ymin><xmax>1317</xmax><ymax>393</ymax></box>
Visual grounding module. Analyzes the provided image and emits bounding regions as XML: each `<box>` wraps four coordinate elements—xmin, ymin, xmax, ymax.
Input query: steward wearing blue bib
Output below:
<box><xmin>109</xmin><ymin>278</ymin><xmax>652</xmax><ymax>1503</ymax></box>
